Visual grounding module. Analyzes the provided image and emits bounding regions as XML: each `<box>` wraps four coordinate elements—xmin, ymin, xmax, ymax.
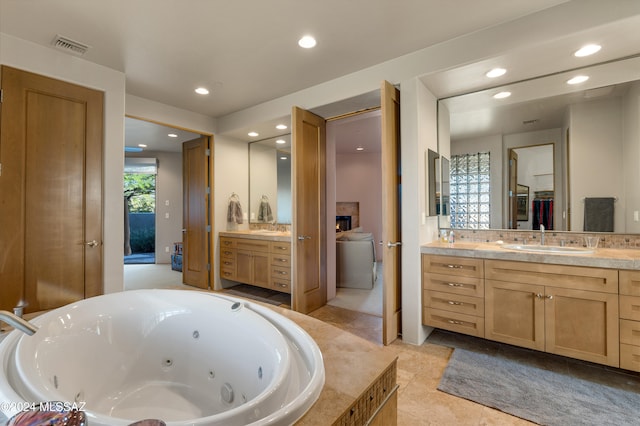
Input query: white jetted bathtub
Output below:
<box><xmin>0</xmin><ymin>289</ymin><xmax>325</xmax><ymax>425</ymax></box>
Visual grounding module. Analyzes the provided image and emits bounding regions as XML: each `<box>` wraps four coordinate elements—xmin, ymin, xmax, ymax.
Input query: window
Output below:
<box><xmin>450</xmin><ymin>152</ymin><xmax>490</xmax><ymax>229</ymax></box>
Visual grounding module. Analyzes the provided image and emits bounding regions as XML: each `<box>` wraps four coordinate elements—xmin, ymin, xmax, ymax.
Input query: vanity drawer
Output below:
<box><xmin>620</xmin><ymin>270</ymin><xmax>640</xmax><ymax>296</ymax></box>
<box><xmin>270</xmin><ymin>253</ymin><xmax>291</xmax><ymax>267</ymax></box>
<box><xmin>220</xmin><ymin>258</ymin><xmax>235</xmax><ymax>270</ymax></box>
<box><xmin>620</xmin><ymin>295</ymin><xmax>640</xmax><ymax>321</ymax></box>
<box><xmin>272</xmin><ymin>265</ymin><xmax>291</xmax><ymax>280</ymax></box>
<box><xmin>270</xmin><ymin>241</ymin><xmax>291</xmax><ymax>255</ymax></box>
<box><xmin>220</xmin><ymin>237</ymin><xmax>236</xmax><ymax>249</ymax></box>
<box><xmin>422</xmin><ymin>255</ymin><xmax>483</xmax><ymax>278</ymax></box>
<box><xmin>485</xmin><ymin>260</ymin><xmax>618</xmax><ymax>293</ymax></box>
<box><xmin>423</xmin><ymin>273</ymin><xmax>484</xmax><ymax>297</ymax></box>
<box><xmin>424</xmin><ymin>290</ymin><xmax>484</xmax><ymax>317</ymax></box>
<box><xmin>423</xmin><ymin>307</ymin><xmax>484</xmax><ymax>338</ymax></box>
<box><xmin>220</xmin><ymin>248</ymin><xmax>236</xmax><ymax>260</ymax></box>
<box><xmin>272</xmin><ymin>279</ymin><xmax>291</xmax><ymax>293</ymax></box>
<box><xmin>236</xmin><ymin>239</ymin><xmax>270</xmax><ymax>252</ymax></box>
<box><xmin>620</xmin><ymin>319</ymin><xmax>640</xmax><ymax>346</ymax></box>
<box><xmin>221</xmin><ymin>267</ymin><xmax>235</xmax><ymax>280</ymax></box>
<box><xmin>620</xmin><ymin>343</ymin><xmax>640</xmax><ymax>372</ymax></box>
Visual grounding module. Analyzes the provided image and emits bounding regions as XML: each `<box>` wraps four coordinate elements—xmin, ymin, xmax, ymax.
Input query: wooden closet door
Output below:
<box><xmin>0</xmin><ymin>66</ymin><xmax>103</xmax><ymax>312</ymax></box>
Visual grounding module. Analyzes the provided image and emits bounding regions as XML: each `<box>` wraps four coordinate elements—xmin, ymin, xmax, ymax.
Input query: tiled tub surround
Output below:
<box><xmin>442</xmin><ymin>228</ymin><xmax>640</xmax><ymax>250</ymax></box>
<box><xmin>421</xmin><ymin>239</ymin><xmax>640</xmax><ymax>372</ymax></box>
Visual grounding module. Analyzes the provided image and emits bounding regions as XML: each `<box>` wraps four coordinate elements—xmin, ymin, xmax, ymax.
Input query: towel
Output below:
<box><xmin>258</xmin><ymin>200</ymin><xmax>273</xmax><ymax>222</ymax></box>
<box><xmin>583</xmin><ymin>197</ymin><xmax>614</xmax><ymax>232</ymax></box>
<box><xmin>227</xmin><ymin>199</ymin><xmax>243</xmax><ymax>224</ymax></box>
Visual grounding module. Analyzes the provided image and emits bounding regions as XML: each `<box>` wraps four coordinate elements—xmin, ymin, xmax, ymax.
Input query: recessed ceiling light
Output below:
<box><xmin>486</xmin><ymin>68</ymin><xmax>506</xmax><ymax>78</ymax></box>
<box><xmin>276</xmin><ymin>139</ymin><xmax>286</xmax><ymax>144</ymax></box>
<box><xmin>493</xmin><ymin>91</ymin><xmax>511</xmax><ymax>99</ymax></box>
<box><xmin>168</xmin><ymin>133</ymin><xmax>178</xmax><ymax>138</ymax></box>
<box><xmin>248</xmin><ymin>131</ymin><xmax>259</xmax><ymax>137</ymax></box>
<box><xmin>276</xmin><ymin>124</ymin><xmax>288</xmax><ymax>130</ymax></box>
<box><xmin>574</xmin><ymin>44</ymin><xmax>601</xmax><ymax>57</ymax></box>
<box><xmin>138</xmin><ymin>144</ymin><xmax>147</xmax><ymax>148</ymax></box>
<box><xmin>356</xmin><ymin>146</ymin><xmax>364</xmax><ymax>151</ymax></box>
<box><xmin>195</xmin><ymin>87</ymin><xmax>209</xmax><ymax>95</ymax></box>
<box><xmin>567</xmin><ymin>75</ymin><xmax>589</xmax><ymax>85</ymax></box>
<box><xmin>298</xmin><ymin>35</ymin><xmax>317</xmax><ymax>49</ymax></box>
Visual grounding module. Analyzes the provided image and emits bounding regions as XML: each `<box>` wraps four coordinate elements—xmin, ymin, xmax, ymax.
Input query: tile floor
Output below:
<box><xmin>307</xmin><ymin>304</ymin><xmax>639</xmax><ymax>426</ymax></box>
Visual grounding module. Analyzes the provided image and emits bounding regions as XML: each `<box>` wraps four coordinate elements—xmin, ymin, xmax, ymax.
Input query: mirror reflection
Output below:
<box><xmin>439</xmin><ymin>55</ymin><xmax>640</xmax><ymax>233</ymax></box>
<box><xmin>248</xmin><ymin>135</ymin><xmax>292</xmax><ymax>224</ymax></box>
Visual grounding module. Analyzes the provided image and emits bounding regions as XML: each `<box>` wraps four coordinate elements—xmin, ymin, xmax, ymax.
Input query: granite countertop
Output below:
<box><xmin>421</xmin><ymin>241</ymin><xmax>640</xmax><ymax>270</ymax></box>
<box><xmin>219</xmin><ymin>230</ymin><xmax>292</xmax><ymax>242</ymax></box>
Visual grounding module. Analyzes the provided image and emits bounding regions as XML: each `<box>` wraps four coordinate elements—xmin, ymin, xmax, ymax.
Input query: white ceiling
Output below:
<box><xmin>0</xmin><ymin>0</ymin><xmax>567</xmax><ymax>119</ymax></box>
<box><xmin>2</xmin><ymin>0</ymin><xmax>639</xmax><ymax>152</ymax></box>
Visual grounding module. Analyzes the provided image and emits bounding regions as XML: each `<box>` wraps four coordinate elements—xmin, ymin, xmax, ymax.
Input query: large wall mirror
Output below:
<box><xmin>438</xmin><ymin>55</ymin><xmax>640</xmax><ymax>233</ymax></box>
<box><xmin>248</xmin><ymin>135</ymin><xmax>292</xmax><ymax>224</ymax></box>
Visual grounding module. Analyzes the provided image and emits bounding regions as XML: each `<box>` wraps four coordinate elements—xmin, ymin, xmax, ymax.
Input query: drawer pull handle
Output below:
<box><xmin>546</xmin><ymin>295</ymin><xmax>554</xmax><ymax>300</ymax></box>
<box><xmin>277</xmin><ymin>283</ymin><xmax>288</xmax><ymax>288</ymax></box>
<box><xmin>224</xmin><ymin>251</ymin><xmax>233</xmax><ymax>255</ymax></box>
<box><xmin>277</xmin><ymin>246</ymin><xmax>288</xmax><ymax>250</ymax></box>
<box><xmin>536</xmin><ymin>293</ymin><xmax>544</xmax><ymax>299</ymax></box>
<box><xmin>224</xmin><ymin>241</ymin><xmax>231</xmax><ymax>245</ymax></box>
<box><xmin>447</xmin><ymin>264</ymin><xmax>463</xmax><ymax>269</ymax></box>
<box><xmin>276</xmin><ymin>258</ymin><xmax>288</xmax><ymax>262</ymax></box>
<box><xmin>223</xmin><ymin>261</ymin><xmax>232</xmax><ymax>265</ymax></box>
<box><xmin>448</xmin><ymin>301</ymin><xmax>463</xmax><ymax>306</ymax></box>
<box><xmin>277</xmin><ymin>271</ymin><xmax>288</xmax><ymax>275</ymax></box>
<box><xmin>223</xmin><ymin>272</ymin><xmax>231</xmax><ymax>277</ymax></box>
<box><xmin>447</xmin><ymin>283</ymin><xmax>464</xmax><ymax>287</ymax></box>
<box><xmin>448</xmin><ymin>320</ymin><xmax>464</xmax><ymax>325</ymax></box>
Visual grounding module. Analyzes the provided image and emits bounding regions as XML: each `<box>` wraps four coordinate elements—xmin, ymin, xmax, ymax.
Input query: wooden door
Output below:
<box><xmin>292</xmin><ymin>107</ymin><xmax>326</xmax><ymax>314</ymax></box>
<box><xmin>545</xmin><ymin>286</ymin><xmax>619</xmax><ymax>366</ymax></box>
<box><xmin>381</xmin><ymin>81</ymin><xmax>402</xmax><ymax>345</ymax></box>
<box><xmin>508</xmin><ymin>149</ymin><xmax>518</xmax><ymax>229</ymax></box>
<box><xmin>485</xmin><ymin>280</ymin><xmax>546</xmax><ymax>350</ymax></box>
<box><xmin>0</xmin><ymin>66</ymin><xmax>103</xmax><ymax>312</ymax></box>
<box><xmin>182</xmin><ymin>137</ymin><xmax>211</xmax><ymax>289</ymax></box>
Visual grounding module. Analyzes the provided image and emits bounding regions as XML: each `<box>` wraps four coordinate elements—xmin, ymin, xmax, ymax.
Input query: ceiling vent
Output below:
<box><xmin>51</xmin><ymin>34</ymin><xmax>90</xmax><ymax>56</ymax></box>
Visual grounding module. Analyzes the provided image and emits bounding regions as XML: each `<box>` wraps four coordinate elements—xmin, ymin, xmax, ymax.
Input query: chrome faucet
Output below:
<box><xmin>540</xmin><ymin>224</ymin><xmax>545</xmax><ymax>245</ymax></box>
<box><xmin>0</xmin><ymin>310</ymin><xmax>38</xmax><ymax>335</ymax></box>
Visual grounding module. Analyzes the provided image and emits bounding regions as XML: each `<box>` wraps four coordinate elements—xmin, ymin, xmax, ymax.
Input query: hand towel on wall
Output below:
<box><xmin>258</xmin><ymin>195</ymin><xmax>273</xmax><ymax>222</ymax></box>
<box><xmin>227</xmin><ymin>193</ymin><xmax>243</xmax><ymax>224</ymax></box>
<box><xmin>583</xmin><ymin>197</ymin><xmax>614</xmax><ymax>232</ymax></box>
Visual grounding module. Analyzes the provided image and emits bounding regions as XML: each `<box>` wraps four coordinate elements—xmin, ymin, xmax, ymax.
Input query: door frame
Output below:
<box><xmin>124</xmin><ymin>115</ymin><xmax>214</xmax><ymax>289</ymax></box>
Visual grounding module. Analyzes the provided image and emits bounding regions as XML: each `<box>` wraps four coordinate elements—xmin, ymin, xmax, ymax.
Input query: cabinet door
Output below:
<box><xmin>236</xmin><ymin>250</ymin><xmax>253</xmax><ymax>284</ymax></box>
<box><xmin>545</xmin><ymin>286</ymin><xmax>619</xmax><ymax>367</ymax></box>
<box><xmin>252</xmin><ymin>252</ymin><xmax>271</xmax><ymax>288</ymax></box>
<box><xmin>485</xmin><ymin>280</ymin><xmax>545</xmax><ymax>350</ymax></box>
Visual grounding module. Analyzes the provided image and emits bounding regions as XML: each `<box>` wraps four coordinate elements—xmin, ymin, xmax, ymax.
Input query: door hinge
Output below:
<box><xmin>206</xmin><ymin>187</ymin><xmax>210</xmax><ymax>194</ymax></box>
<box><xmin>206</xmin><ymin>225</ymin><xmax>211</xmax><ymax>232</ymax></box>
<box><xmin>0</xmin><ymin>88</ymin><xmax>3</xmax><ymax>103</ymax></box>
<box><xmin>509</xmin><ymin>190</ymin><xmax>513</xmax><ymax>197</ymax></box>
<box><xmin>0</xmin><ymin>163</ymin><xmax>2</xmax><ymax>177</ymax></box>
<box><xmin>207</xmin><ymin>263</ymin><xmax>211</xmax><ymax>271</ymax></box>
<box><xmin>205</xmin><ymin>148</ymin><xmax>210</xmax><ymax>156</ymax></box>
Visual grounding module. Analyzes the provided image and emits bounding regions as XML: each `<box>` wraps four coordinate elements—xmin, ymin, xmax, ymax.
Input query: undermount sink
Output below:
<box><xmin>501</xmin><ymin>244</ymin><xmax>594</xmax><ymax>254</ymax></box>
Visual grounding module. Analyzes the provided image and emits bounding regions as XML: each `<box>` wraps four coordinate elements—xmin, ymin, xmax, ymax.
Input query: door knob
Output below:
<box><xmin>297</xmin><ymin>235</ymin><xmax>311</xmax><ymax>241</ymax></box>
<box><xmin>84</xmin><ymin>240</ymin><xmax>100</xmax><ymax>248</ymax></box>
<box><xmin>386</xmin><ymin>241</ymin><xmax>402</xmax><ymax>248</ymax></box>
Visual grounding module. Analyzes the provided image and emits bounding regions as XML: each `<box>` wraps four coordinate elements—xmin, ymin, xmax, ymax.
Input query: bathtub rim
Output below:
<box><xmin>0</xmin><ymin>290</ymin><xmax>325</xmax><ymax>425</ymax></box>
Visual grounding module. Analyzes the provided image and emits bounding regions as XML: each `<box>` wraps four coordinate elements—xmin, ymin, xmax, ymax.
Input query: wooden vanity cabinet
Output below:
<box><xmin>422</xmin><ymin>255</ymin><xmax>485</xmax><ymax>337</ymax></box>
<box><xmin>485</xmin><ymin>260</ymin><xmax>619</xmax><ymax>367</ymax></box>
<box><xmin>619</xmin><ymin>270</ymin><xmax>640</xmax><ymax>371</ymax></box>
<box><xmin>219</xmin><ymin>236</ymin><xmax>292</xmax><ymax>294</ymax></box>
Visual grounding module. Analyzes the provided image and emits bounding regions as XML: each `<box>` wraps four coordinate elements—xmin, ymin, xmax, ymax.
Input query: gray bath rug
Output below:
<box><xmin>438</xmin><ymin>348</ymin><xmax>640</xmax><ymax>426</ymax></box>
